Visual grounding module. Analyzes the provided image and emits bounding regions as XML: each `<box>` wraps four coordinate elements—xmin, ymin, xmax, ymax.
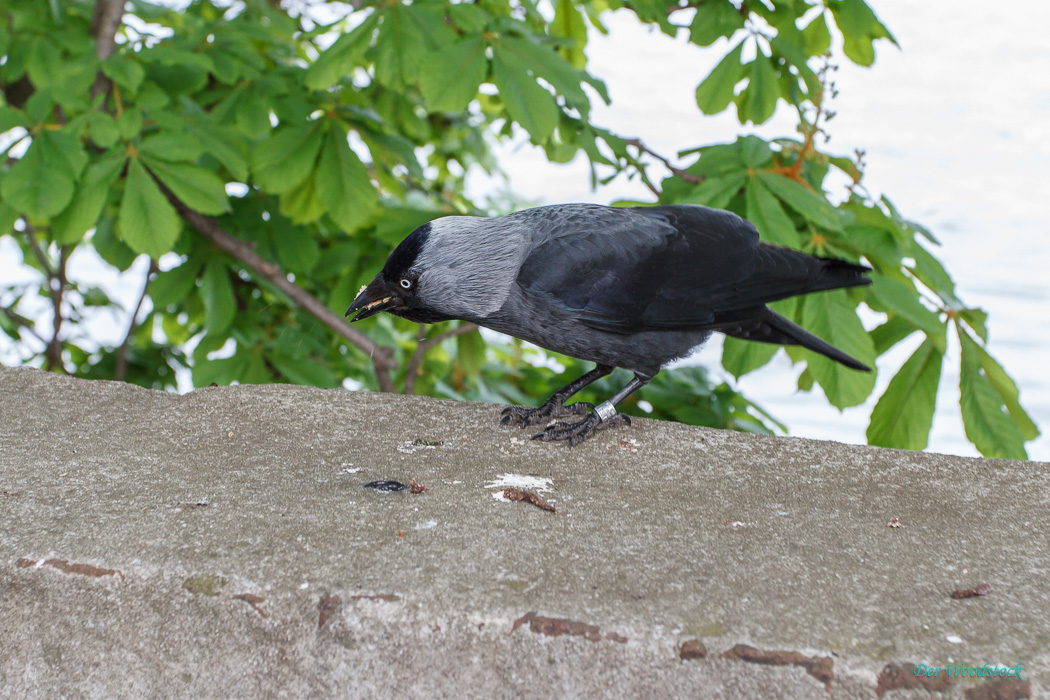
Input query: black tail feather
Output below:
<box><xmin>723</xmin><ymin>309</ymin><xmax>872</xmax><ymax>372</ymax></box>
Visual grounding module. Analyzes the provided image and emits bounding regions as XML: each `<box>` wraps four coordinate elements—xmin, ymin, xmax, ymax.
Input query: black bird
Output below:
<box><xmin>346</xmin><ymin>204</ymin><xmax>872</xmax><ymax>446</ymax></box>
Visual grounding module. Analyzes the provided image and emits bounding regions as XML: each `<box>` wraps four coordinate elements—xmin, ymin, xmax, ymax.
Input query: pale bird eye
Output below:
<box><xmin>400</xmin><ymin>279</ymin><xmax>412</xmax><ymax>289</ymax></box>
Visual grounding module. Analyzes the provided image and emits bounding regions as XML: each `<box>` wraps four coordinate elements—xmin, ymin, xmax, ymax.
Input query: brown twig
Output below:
<box><xmin>162</xmin><ymin>189</ymin><xmax>397</xmax><ymax>391</ymax></box>
<box><xmin>404</xmin><ymin>322</ymin><xmax>479</xmax><ymax>395</ymax></box>
<box><xmin>0</xmin><ymin>306</ymin><xmax>47</xmax><ymax>346</ymax></box>
<box><xmin>115</xmin><ymin>259</ymin><xmax>158</xmax><ymax>382</ymax></box>
<box><xmin>765</xmin><ymin>62</ymin><xmax>833</xmax><ymax>185</ymax></box>
<box><xmin>24</xmin><ymin>226</ymin><xmax>68</xmax><ymax>371</ymax></box>
<box><xmin>623</xmin><ymin>138</ymin><xmax>703</xmax><ymax>186</ymax></box>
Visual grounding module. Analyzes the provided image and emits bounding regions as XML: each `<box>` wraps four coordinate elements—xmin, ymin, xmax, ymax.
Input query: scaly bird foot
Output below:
<box><xmin>530</xmin><ymin>412</ymin><xmax>631</xmax><ymax>448</ymax></box>
<box><xmin>499</xmin><ymin>401</ymin><xmax>594</xmax><ymax>429</ymax></box>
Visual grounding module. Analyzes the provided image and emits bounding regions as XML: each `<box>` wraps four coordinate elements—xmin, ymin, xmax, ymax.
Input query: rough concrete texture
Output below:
<box><xmin>0</xmin><ymin>365</ymin><xmax>1046</xmax><ymax>699</ymax></box>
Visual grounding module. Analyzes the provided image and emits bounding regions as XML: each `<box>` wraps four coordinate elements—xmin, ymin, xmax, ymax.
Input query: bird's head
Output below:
<box><xmin>345</xmin><ymin>215</ymin><xmax>531</xmax><ymax>325</ymax></box>
<box><xmin>344</xmin><ymin>221</ymin><xmax>449</xmax><ymax>324</ymax></box>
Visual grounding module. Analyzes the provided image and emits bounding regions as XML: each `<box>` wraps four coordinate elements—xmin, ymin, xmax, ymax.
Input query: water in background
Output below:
<box><xmin>1</xmin><ymin>2</ymin><xmax>1046</xmax><ymax>459</ymax></box>
<box><xmin>478</xmin><ymin>1</ymin><xmax>1050</xmax><ymax>460</ymax></box>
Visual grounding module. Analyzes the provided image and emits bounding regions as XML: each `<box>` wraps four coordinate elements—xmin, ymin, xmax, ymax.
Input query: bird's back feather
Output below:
<box><xmin>513</xmin><ymin>203</ymin><xmax>871</xmax><ymax>369</ymax></box>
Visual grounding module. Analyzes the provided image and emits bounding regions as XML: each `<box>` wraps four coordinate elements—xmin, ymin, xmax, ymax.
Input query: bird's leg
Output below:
<box><xmin>531</xmin><ymin>373</ymin><xmax>652</xmax><ymax>447</ymax></box>
<box><xmin>500</xmin><ymin>364</ymin><xmax>614</xmax><ymax>429</ymax></box>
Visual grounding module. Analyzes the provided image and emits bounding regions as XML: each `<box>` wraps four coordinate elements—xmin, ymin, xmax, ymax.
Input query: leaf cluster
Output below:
<box><xmin>0</xmin><ymin>0</ymin><xmax>1038</xmax><ymax>457</ymax></box>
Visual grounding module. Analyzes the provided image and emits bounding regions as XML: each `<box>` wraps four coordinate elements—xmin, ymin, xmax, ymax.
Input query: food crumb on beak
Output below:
<box><xmin>357</xmin><ymin>284</ymin><xmax>367</xmax><ymax>297</ymax></box>
<box><xmin>363</xmin><ymin>296</ymin><xmax>393</xmax><ymax>311</ymax></box>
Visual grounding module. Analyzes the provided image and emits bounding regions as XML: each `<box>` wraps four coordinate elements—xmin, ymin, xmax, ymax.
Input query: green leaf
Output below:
<box><xmin>200</xmin><ymin>259</ymin><xmax>236</xmax><ymax>335</ymax></box>
<box><xmin>305</xmin><ymin>13</ymin><xmax>378</xmax><ymax>90</ymax></box>
<box><xmin>186</xmin><ymin>121</ymin><xmax>249</xmax><ymax>182</ymax></box>
<box><xmin>491</xmin><ymin>44</ymin><xmax>559</xmax><ymax>142</ymax></box>
<box><xmin>1</xmin><ymin>139</ymin><xmax>74</xmax><ymax>220</ymax></box>
<box><xmin>498</xmin><ymin>36</ymin><xmax>591</xmax><ymax>114</ymax></box>
<box><xmin>740</xmin><ymin>53</ymin><xmax>779</xmax><ymax>125</ymax></box>
<box><xmin>192</xmin><ymin>354</ymin><xmax>246</xmax><ymax>387</ymax></box>
<box><xmin>972</xmin><ymin>340</ymin><xmax>1040</xmax><ymax>442</ymax></box>
<box><xmin>959</xmin><ymin>307</ymin><xmax>988</xmax><ymax>343</ymax></box>
<box><xmin>0</xmin><ymin>105</ymin><xmax>28</xmax><ymax>133</ymax></box>
<box><xmin>93</xmin><ymin>215</ymin><xmax>138</xmax><ymax>270</ymax></box>
<box><xmin>25</xmin><ymin>39</ymin><xmax>63</xmax><ymax>90</ymax></box>
<box><xmin>552</xmin><ymin>0</ymin><xmax>588</xmax><ymax>69</ymax></box>
<box><xmin>868</xmin><ymin>275</ymin><xmax>946</xmax><ymax>348</ymax></box>
<box><xmin>419</xmin><ymin>36</ymin><xmax>487</xmax><ymax>113</ymax></box>
<box><xmin>374</xmin><ymin>4</ymin><xmax>428</xmax><ymax>90</ymax></box>
<box><xmin>909</xmin><ymin>241</ymin><xmax>957</xmax><ymax>304</ymax></box>
<box><xmin>44</xmin><ymin>129</ymin><xmax>89</xmax><ymax>178</ymax></box>
<box><xmin>277</xmin><ymin>172</ymin><xmax>326</xmax><ymax>225</ymax></box>
<box><xmin>86</xmin><ymin>111</ymin><xmax>120</xmax><ymax>148</ymax></box>
<box><xmin>151</xmin><ymin>259</ymin><xmax>202</xmax><ymax>309</ymax></box>
<box><xmin>268</xmin><ymin>352</ymin><xmax>339</xmax><ymax>387</ymax></box>
<box><xmin>455</xmin><ymin>327</ymin><xmax>486</xmax><ymax>377</ymax></box>
<box><xmin>870</xmin><ymin>316</ymin><xmax>916</xmax><ymax>355</ymax></box>
<box><xmin>270</xmin><ymin>220</ymin><xmax>320</xmax><ymax>273</ymax></box>
<box><xmin>117</xmin><ymin>108</ymin><xmax>143</xmax><ymax>140</ymax></box>
<box><xmin>449</xmin><ymin>4</ymin><xmax>489</xmax><ymax>33</ymax></box>
<box><xmin>757</xmin><ymin>171</ymin><xmax>844</xmax><ymax>233</ymax></box>
<box><xmin>139</xmin><ymin>131</ymin><xmax>204</xmax><ymax>163</ymax></box>
<box><xmin>142</xmin><ymin>156</ymin><xmax>230</xmax><ymax>216</ymax></box>
<box><xmin>799</xmin><ymin>291</ymin><xmax>876</xmax><ymax>408</ymax></box>
<box><xmin>315</xmin><ymin>124</ymin><xmax>376</xmax><ymax>233</ymax></box>
<box><xmin>234</xmin><ymin>85</ymin><xmax>271</xmax><ymax>140</ymax></box>
<box><xmin>802</xmin><ymin>12</ymin><xmax>832</xmax><ymax>54</ymax></box>
<box><xmin>689</xmin><ymin>1</ymin><xmax>746</xmax><ymax>47</ymax></box>
<box><xmin>741</xmin><ymin>135</ymin><xmax>773</xmax><ymax>168</ymax></box>
<box><xmin>746</xmin><ymin>176</ymin><xmax>799</xmax><ymax>247</ymax></box>
<box><xmin>828</xmin><ymin>0</ymin><xmax>897</xmax><ymax>67</ymax></box>
<box><xmin>958</xmin><ymin>330</ymin><xmax>1027</xmax><ymax>460</ymax></box>
<box><xmin>867</xmin><ymin>337</ymin><xmax>943</xmax><ymax>450</ymax></box>
<box><xmin>722</xmin><ymin>336</ymin><xmax>779</xmax><ymax>379</ymax></box>
<box><xmin>240</xmin><ymin>352</ymin><xmax>272</xmax><ymax>385</ymax></box>
<box><xmin>143</xmin><ymin>48</ymin><xmax>212</xmax><ymax>94</ymax></box>
<box><xmin>51</xmin><ymin>149</ymin><xmax>127</xmax><ymax>244</ymax></box>
<box><xmin>328</xmin><ymin>270</ymin><xmax>364</xmax><ymax>315</ymax></box>
<box><xmin>118</xmin><ymin>158</ymin><xmax>181</xmax><ymax>258</ymax></box>
<box><xmin>102</xmin><ymin>54</ymin><xmax>145</xmax><ymax>94</ymax></box>
<box><xmin>679</xmin><ymin>172</ymin><xmax>746</xmax><ymax>209</ymax></box>
<box><xmin>253</xmin><ymin>125</ymin><xmax>323</xmax><ymax>194</ymax></box>
<box><xmin>695</xmin><ymin>39</ymin><xmax>745</xmax><ymax>115</ymax></box>
<box><xmin>373</xmin><ymin>205</ymin><xmax>441</xmax><ymax>245</ymax></box>
<box><xmin>769</xmin><ymin>35</ymin><xmax>819</xmax><ymax>95</ymax></box>
<box><xmin>1</xmin><ymin>129</ymin><xmax>86</xmax><ymax>220</ymax></box>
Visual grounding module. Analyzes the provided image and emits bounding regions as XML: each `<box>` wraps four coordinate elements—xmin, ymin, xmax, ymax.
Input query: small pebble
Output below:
<box><xmin>365</xmin><ymin>480</ymin><xmax>406</xmax><ymax>493</ymax></box>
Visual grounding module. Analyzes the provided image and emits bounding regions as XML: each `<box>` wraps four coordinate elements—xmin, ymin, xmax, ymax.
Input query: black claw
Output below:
<box><xmin>525</xmin><ymin>409</ymin><xmax>632</xmax><ymax>446</ymax></box>
<box><xmin>498</xmin><ymin>400</ymin><xmax>595</xmax><ymax>429</ymax></box>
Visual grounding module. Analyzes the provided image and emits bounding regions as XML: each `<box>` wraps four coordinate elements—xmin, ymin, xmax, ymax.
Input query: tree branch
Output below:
<box><xmin>115</xmin><ymin>259</ymin><xmax>158</xmax><ymax>382</ymax></box>
<box><xmin>24</xmin><ymin>226</ymin><xmax>68</xmax><ymax>372</ymax></box>
<box><xmin>90</xmin><ymin>0</ymin><xmax>127</xmax><ymax>99</ymax></box>
<box><xmin>162</xmin><ymin>190</ymin><xmax>397</xmax><ymax>392</ymax></box>
<box><xmin>623</xmin><ymin>138</ymin><xmax>704</xmax><ymax>186</ymax></box>
<box><xmin>404</xmin><ymin>322</ymin><xmax>479</xmax><ymax>395</ymax></box>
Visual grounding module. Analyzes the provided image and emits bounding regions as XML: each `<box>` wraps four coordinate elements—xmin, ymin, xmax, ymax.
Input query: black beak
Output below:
<box><xmin>345</xmin><ymin>276</ymin><xmax>399</xmax><ymax>322</ymax></box>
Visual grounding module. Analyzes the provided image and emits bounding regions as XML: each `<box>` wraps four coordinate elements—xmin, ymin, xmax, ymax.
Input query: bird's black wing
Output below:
<box><xmin>515</xmin><ymin>204</ymin><xmax>868</xmax><ymax>334</ymax></box>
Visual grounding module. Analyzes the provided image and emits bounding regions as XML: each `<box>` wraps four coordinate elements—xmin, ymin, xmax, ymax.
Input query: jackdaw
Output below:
<box><xmin>346</xmin><ymin>203</ymin><xmax>871</xmax><ymax>446</ymax></box>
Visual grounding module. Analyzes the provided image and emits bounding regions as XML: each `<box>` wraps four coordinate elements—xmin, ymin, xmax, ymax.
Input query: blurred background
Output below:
<box><xmin>1</xmin><ymin>0</ymin><xmax>1046</xmax><ymax>459</ymax></box>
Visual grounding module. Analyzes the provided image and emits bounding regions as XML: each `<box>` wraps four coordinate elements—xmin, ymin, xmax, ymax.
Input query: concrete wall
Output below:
<box><xmin>0</xmin><ymin>366</ymin><xmax>1044</xmax><ymax>698</ymax></box>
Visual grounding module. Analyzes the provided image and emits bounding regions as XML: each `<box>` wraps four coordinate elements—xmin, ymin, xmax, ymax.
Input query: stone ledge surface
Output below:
<box><xmin>0</xmin><ymin>366</ymin><xmax>1046</xmax><ymax>698</ymax></box>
